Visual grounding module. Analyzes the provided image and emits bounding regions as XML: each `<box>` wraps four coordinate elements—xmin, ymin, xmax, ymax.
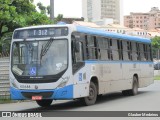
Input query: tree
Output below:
<box><xmin>151</xmin><ymin>36</ymin><xmax>160</xmax><ymax>49</ymax></box>
<box><xmin>0</xmin><ymin>0</ymin><xmax>52</xmax><ymax>52</ymax></box>
<box><xmin>37</xmin><ymin>2</ymin><xmax>47</xmax><ymax>14</ymax></box>
<box><xmin>47</xmin><ymin>5</ymin><xmax>51</xmax><ymax>15</ymax></box>
<box><xmin>37</xmin><ymin>2</ymin><xmax>51</xmax><ymax>15</ymax></box>
<box><xmin>54</xmin><ymin>14</ymin><xmax>63</xmax><ymax>24</ymax></box>
<box><xmin>151</xmin><ymin>36</ymin><xmax>160</xmax><ymax>58</ymax></box>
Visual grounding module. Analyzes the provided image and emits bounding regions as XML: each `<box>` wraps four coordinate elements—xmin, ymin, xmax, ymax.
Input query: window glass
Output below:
<box><xmin>139</xmin><ymin>44</ymin><xmax>145</xmax><ymax>61</ymax></box>
<box><xmin>112</xmin><ymin>39</ymin><xmax>119</xmax><ymax>60</ymax></box>
<box><xmin>123</xmin><ymin>41</ymin><xmax>129</xmax><ymax>61</ymax></box>
<box><xmin>117</xmin><ymin>40</ymin><xmax>123</xmax><ymax>60</ymax></box>
<box><xmin>97</xmin><ymin>37</ymin><xmax>108</xmax><ymax>60</ymax></box>
<box><xmin>132</xmin><ymin>42</ymin><xmax>138</xmax><ymax>61</ymax></box>
<box><xmin>108</xmin><ymin>39</ymin><xmax>113</xmax><ymax>60</ymax></box>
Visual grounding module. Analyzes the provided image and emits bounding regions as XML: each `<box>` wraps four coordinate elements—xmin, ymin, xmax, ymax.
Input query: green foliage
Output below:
<box><xmin>0</xmin><ymin>0</ymin><xmax>52</xmax><ymax>52</ymax></box>
<box><xmin>37</xmin><ymin>2</ymin><xmax>51</xmax><ymax>15</ymax></box>
<box><xmin>151</xmin><ymin>36</ymin><xmax>160</xmax><ymax>49</ymax></box>
<box><xmin>47</xmin><ymin>6</ymin><xmax>51</xmax><ymax>15</ymax></box>
<box><xmin>151</xmin><ymin>36</ymin><xmax>160</xmax><ymax>58</ymax></box>
<box><xmin>154</xmin><ymin>76</ymin><xmax>160</xmax><ymax>80</ymax></box>
<box><xmin>37</xmin><ymin>2</ymin><xmax>46</xmax><ymax>14</ymax></box>
<box><xmin>54</xmin><ymin>14</ymin><xmax>63</xmax><ymax>24</ymax></box>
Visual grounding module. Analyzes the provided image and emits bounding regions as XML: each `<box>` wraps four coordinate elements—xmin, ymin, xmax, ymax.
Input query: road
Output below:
<box><xmin>0</xmin><ymin>80</ymin><xmax>160</xmax><ymax>112</ymax></box>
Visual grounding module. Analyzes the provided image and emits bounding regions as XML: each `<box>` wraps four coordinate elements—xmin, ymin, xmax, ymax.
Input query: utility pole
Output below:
<box><xmin>50</xmin><ymin>0</ymin><xmax>54</xmax><ymax>21</ymax></box>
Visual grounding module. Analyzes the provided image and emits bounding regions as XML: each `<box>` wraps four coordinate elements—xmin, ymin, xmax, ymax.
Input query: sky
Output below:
<box><xmin>34</xmin><ymin>0</ymin><xmax>160</xmax><ymax>17</ymax></box>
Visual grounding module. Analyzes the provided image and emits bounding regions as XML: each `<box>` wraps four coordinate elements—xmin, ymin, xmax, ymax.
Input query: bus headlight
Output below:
<box><xmin>10</xmin><ymin>78</ymin><xmax>18</xmax><ymax>89</ymax></box>
<box><xmin>57</xmin><ymin>76</ymin><xmax>70</xmax><ymax>88</ymax></box>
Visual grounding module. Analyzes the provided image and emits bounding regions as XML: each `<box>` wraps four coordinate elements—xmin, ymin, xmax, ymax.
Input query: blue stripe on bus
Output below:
<box><xmin>10</xmin><ymin>85</ymin><xmax>73</xmax><ymax>100</ymax></box>
<box><xmin>76</xmin><ymin>26</ymin><xmax>151</xmax><ymax>43</ymax></box>
<box><xmin>85</xmin><ymin>60</ymin><xmax>153</xmax><ymax>64</ymax></box>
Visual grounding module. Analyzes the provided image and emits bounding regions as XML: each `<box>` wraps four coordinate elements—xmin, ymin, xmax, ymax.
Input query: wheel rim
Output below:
<box><xmin>88</xmin><ymin>87</ymin><xmax>95</xmax><ymax>100</ymax></box>
<box><xmin>133</xmin><ymin>80</ymin><xmax>138</xmax><ymax>94</ymax></box>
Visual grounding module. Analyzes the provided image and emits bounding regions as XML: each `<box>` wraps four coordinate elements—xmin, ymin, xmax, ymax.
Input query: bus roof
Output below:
<box><xmin>76</xmin><ymin>26</ymin><xmax>151</xmax><ymax>44</ymax></box>
<box><xmin>14</xmin><ymin>24</ymin><xmax>151</xmax><ymax>44</ymax></box>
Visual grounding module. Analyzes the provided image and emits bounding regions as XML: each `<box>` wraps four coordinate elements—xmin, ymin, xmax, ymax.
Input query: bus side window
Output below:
<box><xmin>147</xmin><ymin>45</ymin><xmax>152</xmax><ymax>61</ymax></box>
<box><xmin>94</xmin><ymin>36</ymin><xmax>98</xmax><ymax>59</ymax></box>
<box><xmin>75</xmin><ymin>42</ymin><xmax>83</xmax><ymax>62</ymax></box>
<box><xmin>117</xmin><ymin>40</ymin><xmax>123</xmax><ymax>60</ymax></box>
<box><xmin>71</xmin><ymin>35</ymin><xmax>83</xmax><ymax>64</ymax></box>
<box><xmin>108</xmin><ymin>39</ymin><xmax>113</xmax><ymax>60</ymax></box>
<box><xmin>112</xmin><ymin>39</ymin><xmax>119</xmax><ymax>60</ymax></box>
<box><xmin>123</xmin><ymin>41</ymin><xmax>129</xmax><ymax>61</ymax></box>
<box><xmin>85</xmin><ymin>35</ymin><xmax>89</xmax><ymax>59</ymax></box>
<box><xmin>97</xmin><ymin>37</ymin><xmax>108</xmax><ymax>60</ymax></box>
<box><xmin>128</xmin><ymin>41</ymin><xmax>133</xmax><ymax>60</ymax></box>
<box><xmin>132</xmin><ymin>42</ymin><xmax>138</xmax><ymax>61</ymax></box>
<box><xmin>139</xmin><ymin>44</ymin><xmax>145</xmax><ymax>61</ymax></box>
<box><xmin>71</xmin><ymin>35</ymin><xmax>76</xmax><ymax>64</ymax></box>
<box><xmin>136</xmin><ymin>43</ymin><xmax>140</xmax><ymax>61</ymax></box>
<box><xmin>86</xmin><ymin>35</ymin><xmax>98</xmax><ymax>60</ymax></box>
<box><xmin>143</xmin><ymin>44</ymin><xmax>148</xmax><ymax>61</ymax></box>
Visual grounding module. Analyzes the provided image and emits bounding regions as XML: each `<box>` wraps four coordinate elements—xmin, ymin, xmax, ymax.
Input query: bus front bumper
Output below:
<box><xmin>10</xmin><ymin>85</ymin><xmax>73</xmax><ymax>100</ymax></box>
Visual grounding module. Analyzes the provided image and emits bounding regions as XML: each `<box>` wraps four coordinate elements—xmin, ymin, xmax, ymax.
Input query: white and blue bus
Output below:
<box><xmin>10</xmin><ymin>24</ymin><xmax>153</xmax><ymax>107</ymax></box>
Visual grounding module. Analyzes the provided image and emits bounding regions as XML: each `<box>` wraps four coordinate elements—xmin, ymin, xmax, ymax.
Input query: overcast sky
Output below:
<box><xmin>34</xmin><ymin>0</ymin><xmax>160</xmax><ymax>17</ymax></box>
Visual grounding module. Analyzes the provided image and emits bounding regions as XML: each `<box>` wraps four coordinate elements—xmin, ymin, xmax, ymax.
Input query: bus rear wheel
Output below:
<box><xmin>36</xmin><ymin>99</ymin><xmax>53</xmax><ymax>107</ymax></box>
<box><xmin>83</xmin><ymin>82</ymin><xmax>97</xmax><ymax>106</ymax></box>
<box><xmin>122</xmin><ymin>76</ymin><xmax>138</xmax><ymax>96</ymax></box>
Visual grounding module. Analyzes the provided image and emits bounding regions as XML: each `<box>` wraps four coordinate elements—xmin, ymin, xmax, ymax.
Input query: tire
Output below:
<box><xmin>82</xmin><ymin>82</ymin><xmax>97</xmax><ymax>106</ymax></box>
<box><xmin>36</xmin><ymin>99</ymin><xmax>53</xmax><ymax>107</ymax></box>
<box><xmin>122</xmin><ymin>76</ymin><xmax>138</xmax><ymax>96</ymax></box>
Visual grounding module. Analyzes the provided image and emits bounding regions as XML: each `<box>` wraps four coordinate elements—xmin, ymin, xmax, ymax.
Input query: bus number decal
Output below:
<box><xmin>79</xmin><ymin>73</ymin><xmax>82</xmax><ymax>81</ymax></box>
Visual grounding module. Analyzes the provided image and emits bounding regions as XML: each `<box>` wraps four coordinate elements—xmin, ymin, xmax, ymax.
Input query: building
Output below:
<box><xmin>71</xmin><ymin>21</ymin><xmax>160</xmax><ymax>38</ymax></box>
<box><xmin>124</xmin><ymin>7</ymin><xmax>160</xmax><ymax>30</ymax></box>
<box><xmin>100</xmin><ymin>24</ymin><xmax>130</xmax><ymax>34</ymax></box>
<box><xmin>82</xmin><ymin>0</ymin><xmax>122</xmax><ymax>24</ymax></box>
<box><xmin>60</xmin><ymin>17</ymin><xmax>84</xmax><ymax>24</ymax></box>
<box><xmin>73</xmin><ymin>21</ymin><xmax>100</xmax><ymax>28</ymax></box>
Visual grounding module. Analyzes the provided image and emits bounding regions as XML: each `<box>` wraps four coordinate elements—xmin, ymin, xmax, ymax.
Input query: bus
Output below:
<box><xmin>10</xmin><ymin>24</ymin><xmax>154</xmax><ymax>107</ymax></box>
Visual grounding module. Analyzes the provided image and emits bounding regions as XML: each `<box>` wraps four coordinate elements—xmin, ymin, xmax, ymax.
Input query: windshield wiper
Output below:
<box><xmin>40</xmin><ymin>38</ymin><xmax>54</xmax><ymax>64</ymax></box>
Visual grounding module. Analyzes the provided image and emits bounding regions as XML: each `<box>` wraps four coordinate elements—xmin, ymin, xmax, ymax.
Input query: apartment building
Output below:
<box><xmin>82</xmin><ymin>0</ymin><xmax>121</xmax><ymax>24</ymax></box>
<box><xmin>124</xmin><ymin>7</ymin><xmax>160</xmax><ymax>30</ymax></box>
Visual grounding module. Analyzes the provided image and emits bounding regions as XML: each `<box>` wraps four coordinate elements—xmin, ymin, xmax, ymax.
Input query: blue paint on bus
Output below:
<box><xmin>76</xmin><ymin>26</ymin><xmax>151</xmax><ymax>43</ymax></box>
<box><xmin>85</xmin><ymin>60</ymin><xmax>153</xmax><ymax>64</ymax></box>
<box><xmin>10</xmin><ymin>84</ymin><xmax>73</xmax><ymax>100</ymax></box>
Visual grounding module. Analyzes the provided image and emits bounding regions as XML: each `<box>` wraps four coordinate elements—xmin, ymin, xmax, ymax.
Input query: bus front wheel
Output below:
<box><xmin>83</xmin><ymin>82</ymin><xmax>97</xmax><ymax>106</ymax></box>
<box><xmin>36</xmin><ymin>99</ymin><xmax>53</xmax><ymax>107</ymax></box>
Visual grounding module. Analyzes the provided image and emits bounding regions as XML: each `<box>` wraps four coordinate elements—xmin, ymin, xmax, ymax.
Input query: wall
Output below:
<box><xmin>0</xmin><ymin>57</ymin><xmax>10</xmax><ymax>99</ymax></box>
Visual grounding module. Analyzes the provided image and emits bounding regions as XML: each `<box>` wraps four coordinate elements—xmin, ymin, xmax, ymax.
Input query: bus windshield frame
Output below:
<box><xmin>11</xmin><ymin>37</ymin><xmax>68</xmax><ymax>83</ymax></box>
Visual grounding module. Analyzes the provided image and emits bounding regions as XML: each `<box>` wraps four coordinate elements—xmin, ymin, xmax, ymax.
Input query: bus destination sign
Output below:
<box><xmin>13</xmin><ymin>27</ymin><xmax>68</xmax><ymax>39</ymax></box>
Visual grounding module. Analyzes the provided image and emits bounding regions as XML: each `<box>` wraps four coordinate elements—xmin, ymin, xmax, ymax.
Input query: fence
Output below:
<box><xmin>0</xmin><ymin>56</ymin><xmax>10</xmax><ymax>99</ymax></box>
<box><xmin>0</xmin><ymin>52</ymin><xmax>10</xmax><ymax>58</ymax></box>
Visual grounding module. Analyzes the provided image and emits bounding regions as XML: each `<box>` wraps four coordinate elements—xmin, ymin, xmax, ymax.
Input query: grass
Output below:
<box><xmin>154</xmin><ymin>76</ymin><xmax>160</xmax><ymax>80</ymax></box>
<box><xmin>0</xmin><ymin>99</ymin><xmax>14</xmax><ymax>104</ymax></box>
<box><xmin>0</xmin><ymin>96</ymin><xmax>17</xmax><ymax>104</ymax></box>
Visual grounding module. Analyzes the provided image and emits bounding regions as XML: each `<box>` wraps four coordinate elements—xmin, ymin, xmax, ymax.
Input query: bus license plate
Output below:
<box><xmin>32</xmin><ymin>96</ymin><xmax>42</xmax><ymax>100</ymax></box>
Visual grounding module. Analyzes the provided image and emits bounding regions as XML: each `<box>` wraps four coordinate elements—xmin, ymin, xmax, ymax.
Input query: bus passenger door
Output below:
<box><xmin>71</xmin><ymin>33</ymin><xmax>89</xmax><ymax>98</ymax></box>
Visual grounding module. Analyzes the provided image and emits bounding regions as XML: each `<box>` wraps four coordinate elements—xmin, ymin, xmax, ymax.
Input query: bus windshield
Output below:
<box><xmin>11</xmin><ymin>39</ymin><xmax>68</xmax><ymax>76</ymax></box>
